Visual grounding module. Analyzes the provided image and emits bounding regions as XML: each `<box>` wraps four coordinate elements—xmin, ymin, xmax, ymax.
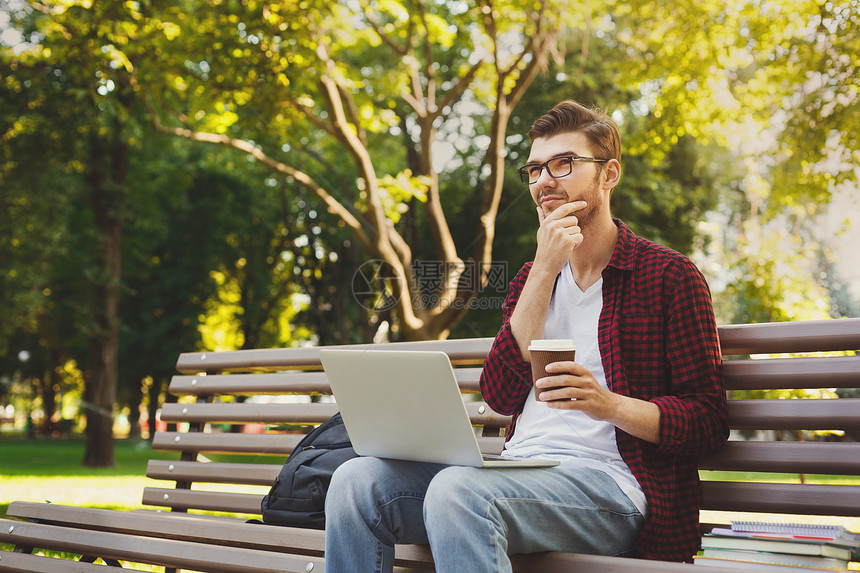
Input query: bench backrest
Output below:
<box><xmin>144</xmin><ymin>318</ymin><xmax>860</xmax><ymax>526</ymax></box>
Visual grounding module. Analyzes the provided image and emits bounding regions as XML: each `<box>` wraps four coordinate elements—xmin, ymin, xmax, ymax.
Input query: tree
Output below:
<box><xmin>118</xmin><ymin>139</ymin><xmax>245</xmax><ymax>436</ymax></box>
<box><xmin>135</xmin><ymin>0</ymin><xmax>568</xmax><ymax>340</ymax></box>
<box><xmin>726</xmin><ymin>1</ymin><xmax>859</xmax><ymax>323</ymax></box>
<box><xmin>2</xmin><ymin>0</ymin><xmax>154</xmax><ymax>464</ymax></box>
<box><xmin>135</xmin><ymin>0</ymin><xmax>860</xmax><ymax>340</ymax></box>
<box><xmin>604</xmin><ymin>0</ymin><xmax>860</xmax><ymax>323</ymax></box>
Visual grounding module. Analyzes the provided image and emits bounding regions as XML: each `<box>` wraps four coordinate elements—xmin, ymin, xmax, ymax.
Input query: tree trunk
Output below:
<box><xmin>147</xmin><ymin>377</ymin><xmax>167</xmax><ymax>440</ymax></box>
<box><xmin>126</xmin><ymin>378</ymin><xmax>143</xmax><ymax>439</ymax></box>
<box><xmin>83</xmin><ymin>203</ymin><xmax>121</xmax><ymax>466</ymax></box>
<box><xmin>82</xmin><ymin>127</ymin><xmax>127</xmax><ymax>467</ymax></box>
<box><xmin>37</xmin><ymin>370</ymin><xmax>57</xmax><ymax>435</ymax></box>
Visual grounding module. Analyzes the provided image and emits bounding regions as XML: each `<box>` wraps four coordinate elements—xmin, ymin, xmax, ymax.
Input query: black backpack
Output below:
<box><xmin>260</xmin><ymin>412</ymin><xmax>357</xmax><ymax>529</ymax></box>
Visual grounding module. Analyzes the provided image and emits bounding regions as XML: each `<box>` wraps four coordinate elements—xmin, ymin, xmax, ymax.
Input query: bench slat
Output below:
<box><xmin>477</xmin><ymin>436</ymin><xmax>507</xmax><ymax>454</ymax></box>
<box><xmin>163</xmin><ymin>398</ymin><xmax>860</xmax><ymax>431</ymax></box>
<box><xmin>0</xmin><ymin>551</ymin><xmax>112</xmax><ymax>573</ymax></box>
<box><xmin>169</xmin><ymin>372</ymin><xmax>331</xmax><ymax>396</ymax></box>
<box><xmin>175</xmin><ymin>338</ymin><xmax>496</xmax><ymax>373</ymax></box>
<box><xmin>717</xmin><ymin>317</ymin><xmax>860</xmax><ymax>355</ymax></box>
<box><xmin>723</xmin><ymin>355</ymin><xmax>860</xmax><ymax>390</ymax></box>
<box><xmin>727</xmin><ymin>398</ymin><xmax>860</xmax><ymax>430</ymax></box>
<box><xmin>142</xmin><ymin>488</ymin><xmax>263</xmax><ymax>514</ymax></box>
<box><xmin>168</xmin><ymin>368</ymin><xmax>485</xmax><ymax>396</ymax></box>
<box><xmin>0</xmin><ymin>517</ymin><xmax>324</xmax><ymax>573</ymax></box>
<box><xmin>700</xmin><ymin>481</ymin><xmax>860</xmax><ymax>515</ymax></box>
<box><xmin>160</xmin><ymin>401</ymin><xmax>513</xmax><ymax>427</ymax></box>
<box><xmin>146</xmin><ymin>460</ymin><xmax>281</xmax><ymax>485</ymax></box>
<box><xmin>510</xmin><ymin>551</ymin><xmax>745</xmax><ymax>573</ymax></box>
<box><xmin>153</xmin><ymin>432</ymin><xmax>300</xmax><ymax>455</ymax></box>
<box><xmin>160</xmin><ymin>402</ymin><xmax>339</xmax><ymax>424</ymax></box>
<box><xmin>153</xmin><ymin>431</ymin><xmax>505</xmax><ymax>459</ymax></box>
<box><xmin>6</xmin><ymin>502</ymin><xmax>322</xmax><ymax>556</ymax></box>
<box><xmin>463</xmin><ymin>402</ymin><xmax>512</xmax><ymax>426</ymax></box>
<box><xmin>698</xmin><ymin>441</ymin><xmax>860</xmax><ymax>474</ymax></box>
<box><xmin>454</xmin><ymin>367</ymin><xmax>483</xmax><ymax>391</ymax></box>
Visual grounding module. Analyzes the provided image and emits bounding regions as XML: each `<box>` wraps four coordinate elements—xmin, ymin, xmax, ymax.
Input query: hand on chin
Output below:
<box><xmin>539</xmin><ymin>196</ymin><xmax>569</xmax><ymax>215</ymax></box>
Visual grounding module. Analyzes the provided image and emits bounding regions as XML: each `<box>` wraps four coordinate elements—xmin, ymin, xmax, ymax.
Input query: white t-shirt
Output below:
<box><xmin>503</xmin><ymin>262</ymin><xmax>647</xmax><ymax>515</ymax></box>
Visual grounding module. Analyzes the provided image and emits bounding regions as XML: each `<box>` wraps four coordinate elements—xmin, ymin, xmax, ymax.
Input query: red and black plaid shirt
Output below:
<box><xmin>480</xmin><ymin>220</ymin><xmax>729</xmax><ymax>562</ymax></box>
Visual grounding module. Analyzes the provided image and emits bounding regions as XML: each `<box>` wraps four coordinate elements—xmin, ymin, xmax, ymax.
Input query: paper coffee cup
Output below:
<box><xmin>529</xmin><ymin>339</ymin><xmax>576</xmax><ymax>402</ymax></box>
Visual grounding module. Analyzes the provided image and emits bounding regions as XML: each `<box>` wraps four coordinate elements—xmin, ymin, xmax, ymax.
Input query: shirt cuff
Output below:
<box><xmin>495</xmin><ymin>320</ymin><xmax>532</xmax><ymax>382</ymax></box>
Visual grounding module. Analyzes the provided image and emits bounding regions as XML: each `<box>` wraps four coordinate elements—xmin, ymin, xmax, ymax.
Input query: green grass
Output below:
<box><xmin>1</xmin><ymin>435</ymin><xmax>168</xmax><ymax>477</ymax></box>
<box><xmin>0</xmin><ymin>436</ymin><xmax>184</xmax><ymax>570</ymax></box>
<box><xmin>0</xmin><ymin>435</ymin><xmax>274</xmax><ymax>515</ymax></box>
<box><xmin>1</xmin><ymin>436</ymin><xmax>176</xmax><ymax>514</ymax></box>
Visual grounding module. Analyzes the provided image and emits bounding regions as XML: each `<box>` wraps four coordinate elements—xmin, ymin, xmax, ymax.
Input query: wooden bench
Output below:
<box><xmin>2</xmin><ymin>318</ymin><xmax>859</xmax><ymax>572</ymax></box>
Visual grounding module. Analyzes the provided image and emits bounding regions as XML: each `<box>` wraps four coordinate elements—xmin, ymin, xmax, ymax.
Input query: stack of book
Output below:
<box><xmin>694</xmin><ymin>521</ymin><xmax>860</xmax><ymax>571</ymax></box>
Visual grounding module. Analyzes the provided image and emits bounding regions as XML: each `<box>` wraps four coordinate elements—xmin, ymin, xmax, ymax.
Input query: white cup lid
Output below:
<box><xmin>528</xmin><ymin>339</ymin><xmax>576</xmax><ymax>351</ymax></box>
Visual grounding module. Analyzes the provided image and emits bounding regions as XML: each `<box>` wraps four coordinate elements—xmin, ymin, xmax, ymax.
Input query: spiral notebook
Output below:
<box><xmin>721</xmin><ymin>521</ymin><xmax>860</xmax><ymax>546</ymax></box>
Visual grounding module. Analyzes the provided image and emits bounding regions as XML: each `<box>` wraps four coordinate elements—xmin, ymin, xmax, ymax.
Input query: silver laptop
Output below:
<box><xmin>318</xmin><ymin>348</ymin><xmax>558</xmax><ymax>468</ymax></box>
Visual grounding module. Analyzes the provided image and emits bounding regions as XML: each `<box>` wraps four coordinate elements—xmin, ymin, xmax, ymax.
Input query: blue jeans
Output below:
<box><xmin>324</xmin><ymin>457</ymin><xmax>644</xmax><ymax>573</ymax></box>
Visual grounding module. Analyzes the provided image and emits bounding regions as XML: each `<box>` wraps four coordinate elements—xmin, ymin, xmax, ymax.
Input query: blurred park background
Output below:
<box><xmin>1</xmin><ymin>0</ymin><xmax>858</xmax><ymax>469</ymax></box>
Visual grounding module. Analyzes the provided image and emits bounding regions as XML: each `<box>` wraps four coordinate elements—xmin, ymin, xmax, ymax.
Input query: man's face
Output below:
<box><xmin>526</xmin><ymin>131</ymin><xmax>607</xmax><ymax>227</ymax></box>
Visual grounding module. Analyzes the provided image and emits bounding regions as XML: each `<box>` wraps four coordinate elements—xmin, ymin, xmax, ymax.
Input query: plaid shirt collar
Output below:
<box><xmin>605</xmin><ymin>218</ymin><xmax>638</xmax><ymax>273</ymax></box>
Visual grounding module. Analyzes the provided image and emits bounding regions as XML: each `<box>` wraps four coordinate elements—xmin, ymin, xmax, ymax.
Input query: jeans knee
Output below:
<box><xmin>326</xmin><ymin>456</ymin><xmax>377</xmax><ymax>515</ymax></box>
<box><xmin>424</xmin><ymin>466</ymin><xmax>485</xmax><ymax>526</ymax></box>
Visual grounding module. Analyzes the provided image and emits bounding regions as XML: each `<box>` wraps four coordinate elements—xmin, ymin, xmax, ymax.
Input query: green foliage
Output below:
<box><xmin>605</xmin><ymin>0</ymin><xmax>859</xmax><ymax>325</ymax></box>
<box><xmin>363</xmin><ymin>170</ymin><xmax>430</xmax><ymax>224</ymax></box>
<box><xmin>142</xmin><ymin>0</ymin><xmax>856</xmax><ymax>338</ymax></box>
<box><xmin>718</xmin><ymin>219</ymin><xmax>834</xmax><ymax>324</ymax></box>
<box><xmin>0</xmin><ymin>1</ymin><xmax>345</xmax><ymax>456</ymax></box>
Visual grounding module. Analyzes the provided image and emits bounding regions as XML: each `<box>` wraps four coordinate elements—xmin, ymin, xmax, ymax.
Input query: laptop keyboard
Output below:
<box><xmin>482</xmin><ymin>454</ymin><xmax>518</xmax><ymax>462</ymax></box>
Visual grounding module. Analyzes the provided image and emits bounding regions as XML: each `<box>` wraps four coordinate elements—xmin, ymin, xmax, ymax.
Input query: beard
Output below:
<box><xmin>538</xmin><ymin>175</ymin><xmax>604</xmax><ymax>228</ymax></box>
<box><xmin>574</xmin><ymin>178</ymin><xmax>604</xmax><ymax>229</ymax></box>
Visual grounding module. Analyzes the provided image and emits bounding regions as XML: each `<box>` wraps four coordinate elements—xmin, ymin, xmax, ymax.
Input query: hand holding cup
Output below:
<box><xmin>529</xmin><ymin>339</ymin><xmax>577</xmax><ymax>403</ymax></box>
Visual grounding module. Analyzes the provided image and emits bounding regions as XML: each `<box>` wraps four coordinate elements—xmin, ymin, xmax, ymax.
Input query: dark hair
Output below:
<box><xmin>527</xmin><ymin>100</ymin><xmax>621</xmax><ymax>162</ymax></box>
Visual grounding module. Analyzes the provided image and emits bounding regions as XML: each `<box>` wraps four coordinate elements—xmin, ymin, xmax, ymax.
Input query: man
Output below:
<box><xmin>325</xmin><ymin>100</ymin><xmax>729</xmax><ymax>572</ymax></box>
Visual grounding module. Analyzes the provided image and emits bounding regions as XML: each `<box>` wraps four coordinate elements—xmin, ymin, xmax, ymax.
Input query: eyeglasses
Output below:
<box><xmin>518</xmin><ymin>155</ymin><xmax>609</xmax><ymax>185</ymax></box>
